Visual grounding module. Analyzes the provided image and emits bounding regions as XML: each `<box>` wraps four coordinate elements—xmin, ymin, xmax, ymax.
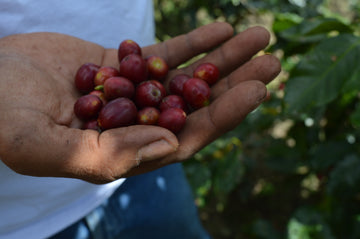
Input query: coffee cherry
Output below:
<box><xmin>159</xmin><ymin>95</ymin><xmax>187</xmax><ymax>112</ymax></box>
<box><xmin>94</xmin><ymin>66</ymin><xmax>120</xmax><ymax>86</ymax></box>
<box><xmin>119</xmin><ymin>54</ymin><xmax>148</xmax><ymax>84</ymax></box>
<box><xmin>89</xmin><ymin>90</ymin><xmax>107</xmax><ymax>105</ymax></box>
<box><xmin>183</xmin><ymin>78</ymin><xmax>211</xmax><ymax>109</ymax></box>
<box><xmin>82</xmin><ymin>119</ymin><xmax>101</xmax><ymax>131</ymax></box>
<box><xmin>74</xmin><ymin>94</ymin><xmax>103</xmax><ymax>121</ymax></box>
<box><xmin>103</xmin><ymin>76</ymin><xmax>135</xmax><ymax>100</ymax></box>
<box><xmin>146</xmin><ymin>55</ymin><xmax>169</xmax><ymax>81</ymax></box>
<box><xmin>150</xmin><ymin>80</ymin><xmax>167</xmax><ymax>97</ymax></box>
<box><xmin>193</xmin><ymin>62</ymin><xmax>219</xmax><ymax>85</ymax></box>
<box><xmin>98</xmin><ymin>98</ymin><xmax>137</xmax><ymax>130</ymax></box>
<box><xmin>158</xmin><ymin>108</ymin><xmax>187</xmax><ymax>134</ymax></box>
<box><xmin>74</xmin><ymin>63</ymin><xmax>100</xmax><ymax>94</ymax></box>
<box><xmin>118</xmin><ymin>39</ymin><xmax>142</xmax><ymax>62</ymax></box>
<box><xmin>135</xmin><ymin>80</ymin><xmax>166</xmax><ymax>108</ymax></box>
<box><xmin>169</xmin><ymin>74</ymin><xmax>190</xmax><ymax>96</ymax></box>
<box><xmin>137</xmin><ymin>107</ymin><xmax>160</xmax><ymax>125</ymax></box>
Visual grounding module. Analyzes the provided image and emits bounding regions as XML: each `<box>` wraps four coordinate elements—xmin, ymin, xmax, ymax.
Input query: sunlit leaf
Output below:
<box><xmin>280</xmin><ymin>17</ymin><xmax>353</xmax><ymax>43</ymax></box>
<box><xmin>273</xmin><ymin>12</ymin><xmax>303</xmax><ymax>33</ymax></box>
<box><xmin>288</xmin><ymin>207</ymin><xmax>335</xmax><ymax>239</ymax></box>
<box><xmin>272</xmin><ymin>17</ymin><xmax>354</xmax><ymax>55</ymax></box>
<box><xmin>284</xmin><ymin>34</ymin><xmax>360</xmax><ymax>114</ymax></box>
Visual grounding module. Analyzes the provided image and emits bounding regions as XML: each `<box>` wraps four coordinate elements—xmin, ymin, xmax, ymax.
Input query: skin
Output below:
<box><xmin>0</xmin><ymin>22</ymin><xmax>281</xmax><ymax>184</ymax></box>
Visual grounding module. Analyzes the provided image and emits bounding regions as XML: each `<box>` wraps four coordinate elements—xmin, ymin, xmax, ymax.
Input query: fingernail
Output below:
<box><xmin>252</xmin><ymin>83</ymin><xmax>268</xmax><ymax>106</ymax></box>
<box><xmin>136</xmin><ymin>139</ymin><xmax>178</xmax><ymax>163</ymax></box>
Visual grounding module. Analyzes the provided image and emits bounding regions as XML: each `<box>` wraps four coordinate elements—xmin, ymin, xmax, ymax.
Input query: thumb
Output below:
<box><xmin>65</xmin><ymin>125</ymin><xmax>179</xmax><ymax>183</ymax></box>
<box><xmin>0</xmin><ymin>109</ymin><xmax>178</xmax><ymax>184</ymax></box>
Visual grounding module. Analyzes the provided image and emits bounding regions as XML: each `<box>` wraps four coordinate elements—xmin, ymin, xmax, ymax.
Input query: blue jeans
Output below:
<box><xmin>49</xmin><ymin>163</ymin><xmax>211</xmax><ymax>239</ymax></box>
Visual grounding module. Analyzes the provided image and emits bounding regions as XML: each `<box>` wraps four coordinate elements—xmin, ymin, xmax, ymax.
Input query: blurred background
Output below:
<box><xmin>154</xmin><ymin>0</ymin><xmax>360</xmax><ymax>238</ymax></box>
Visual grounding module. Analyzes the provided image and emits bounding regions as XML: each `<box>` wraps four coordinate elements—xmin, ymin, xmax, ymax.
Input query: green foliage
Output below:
<box><xmin>284</xmin><ymin>34</ymin><xmax>360</xmax><ymax>114</ymax></box>
<box><xmin>154</xmin><ymin>0</ymin><xmax>360</xmax><ymax>238</ymax></box>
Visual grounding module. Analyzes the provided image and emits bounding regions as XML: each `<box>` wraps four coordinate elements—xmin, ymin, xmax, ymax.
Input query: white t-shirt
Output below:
<box><xmin>0</xmin><ymin>1</ymin><xmax>155</xmax><ymax>238</ymax></box>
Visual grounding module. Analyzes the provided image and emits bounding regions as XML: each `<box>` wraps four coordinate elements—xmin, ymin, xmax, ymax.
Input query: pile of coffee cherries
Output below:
<box><xmin>73</xmin><ymin>39</ymin><xmax>219</xmax><ymax>134</ymax></box>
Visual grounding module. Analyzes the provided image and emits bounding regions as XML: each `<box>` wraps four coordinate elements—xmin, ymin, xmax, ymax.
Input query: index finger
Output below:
<box><xmin>180</xmin><ymin>26</ymin><xmax>271</xmax><ymax>78</ymax></box>
<box><xmin>142</xmin><ymin>22</ymin><xmax>234</xmax><ymax>69</ymax></box>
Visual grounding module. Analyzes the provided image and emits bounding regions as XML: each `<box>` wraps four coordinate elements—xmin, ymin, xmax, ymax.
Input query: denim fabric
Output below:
<box><xmin>50</xmin><ymin>163</ymin><xmax>211</xmax><ymax>239</ymax></box>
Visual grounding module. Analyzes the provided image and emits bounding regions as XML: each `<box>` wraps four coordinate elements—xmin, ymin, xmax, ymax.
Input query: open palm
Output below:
<box><xmin>0</xmin><ymin>22</ymin><xmax>280</xmax><ymax>184</ymax></box>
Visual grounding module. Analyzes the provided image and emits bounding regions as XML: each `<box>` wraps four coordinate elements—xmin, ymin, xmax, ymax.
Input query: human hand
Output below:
<box><xmin>0</xmin><ymin>22</ymin><xmax>280</xmax><ymax>184</ymax></box>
